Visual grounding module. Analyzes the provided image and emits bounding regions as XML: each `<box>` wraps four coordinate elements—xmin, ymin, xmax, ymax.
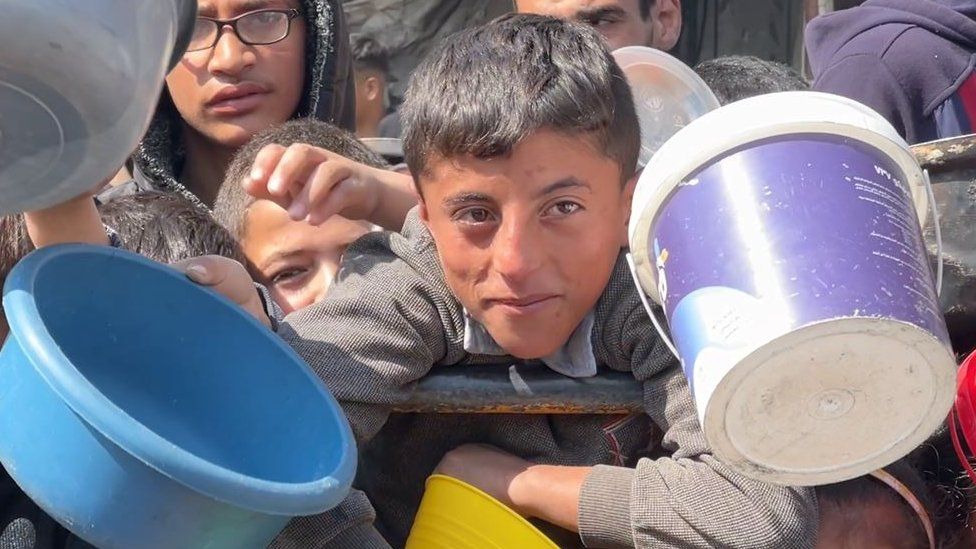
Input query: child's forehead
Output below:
<box><xmin>419</xmin><ymin>137</ymin><xmax>621</xmax><ymax>197</ymax></box>
<box><xmin>246</xmin><ymin>200</ymin><xmax>370</xmax><ymax>244</ymax></box>
<box><xmin>421</xmin><ymin>130</ymin><xmax>621</xmax><ymax>183</ymax></box>
<box><xmin>198</xmin><ymin>0</ymin><xmax>300</xmax><ymax>15</ymax></box>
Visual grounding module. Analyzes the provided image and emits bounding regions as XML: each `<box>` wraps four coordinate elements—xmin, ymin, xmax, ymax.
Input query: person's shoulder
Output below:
<box><xmin>336</xmin><ymin>208</ymin><xmax>446</xmax><ymax>292</ymax></box>
<box><xmin>831</xmin><ymin>22</ymin><xmax>964</xmax><ymax>72</ymax></box>
<box><xmin>377</xmin><ymin>111</ymin><xmax>402</xmax><ymax>139</ymax></box>
<box><xmin>591</xmin><ymin>253</ymin><xmax>679</xmax><ymax>374</ymax></box>
<box><xmin>592</xmin><ymin>255</ymin><xmax>647</xmax><ymax>347</ymax></box>
<box><xmin>597</xmin><ymin>254</ymin><xmax>641</xmax><ymax>310</ymax></box>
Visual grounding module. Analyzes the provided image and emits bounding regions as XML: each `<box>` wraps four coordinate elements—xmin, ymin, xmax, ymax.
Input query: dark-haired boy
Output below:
<box><xmin>249</xmin><ymin>13</ymin><xmax>817</xmax><ymax>547</ymax></box>
<box><xmin>694</xmin><ymin>55</ymin><xmax>809</xmax><ymax>106</ymax></box>
<box><xmin>214</xmin><ymin>119</ymin><xmax>385</xmax><ymax>313</ymax></box>
<box><xmin>351</xmin><ymin>35</ymin><xmax>391</xmax><ymax>139</ymax></box>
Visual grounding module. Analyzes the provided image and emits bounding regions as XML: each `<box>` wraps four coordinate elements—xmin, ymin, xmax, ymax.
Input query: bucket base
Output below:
<box><xmin>705</xmin><ymin>317</ymin><xmax>955</xmax><ymax>486</ymax></box>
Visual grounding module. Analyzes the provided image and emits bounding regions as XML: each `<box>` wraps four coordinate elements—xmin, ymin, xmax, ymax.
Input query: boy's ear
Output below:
<box><xmin>651</xmin><ymin>0</ymin><xmax>682</xmax><ymax>51</ymax></box>
<box><xmin>619</xmin><ymin>171</ymin><xmax>639</xmax><ymax>247</ymax></box>
<box><xmin>365</xmin><ymin>76</ymin><xmax>382</xmax><ymax>103</ymax></box>
<box><xmin>418</xmin><ymin>197</ymin><xmax>430</xmax><ymax>226</ymax></box>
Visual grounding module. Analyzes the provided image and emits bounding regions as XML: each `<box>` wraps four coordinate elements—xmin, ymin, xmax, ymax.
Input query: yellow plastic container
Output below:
<box><xmin>405</xmin><ymin>475</ymin><xmax>559</xmax><ymax>549</ymax></box>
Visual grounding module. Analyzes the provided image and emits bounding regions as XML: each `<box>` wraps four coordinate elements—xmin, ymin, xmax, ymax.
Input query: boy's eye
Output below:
<box><xmin>454</xmin><ymin>207</ymin><xmax>496</xmax><ymax>224</ymax></box>
<box><xmin>544</xmin><ymin>201</ymin><xmax>583</xmax><ymax>217</ymax></box>
<box><xmin>581</xmin><ymin>12</ymin><xmax>623</xmax><ymax>28</ymax></box>
<box><xmin>270</xmin><ymin>266</ymin><xmax>309</xmax><ymax>285</ymax></box>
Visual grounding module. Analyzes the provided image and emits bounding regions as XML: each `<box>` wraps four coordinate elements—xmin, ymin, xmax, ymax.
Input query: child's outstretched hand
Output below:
<box><xmin>171</xmin><ymin>256</ymin><xmax>272</xmax><ymax>329</ymax></box>
<box><xmin>242</xmin><ymin>143</ymin><xmax>416</xmax><ymax>231</ymax></box>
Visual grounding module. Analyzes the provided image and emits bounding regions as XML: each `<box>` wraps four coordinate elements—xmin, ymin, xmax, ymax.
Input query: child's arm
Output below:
<box><xmin>578</xmin><ymin>286</ymin><xmax>817</xmax><ymax>547</ymax></box>
<box><xmin>23</xmin><ymin>192</ymin><xmax>108</xmax><ymax>248</ymax></box>
<box><xmin>276</xmin><ymin>238</ymin><xmax>446</xmax><ymax>442</ymax></box>
<box><xmin>243</xmin><ymin>144</ymin><xmax>417</xmax><ymax>231</ymax></box>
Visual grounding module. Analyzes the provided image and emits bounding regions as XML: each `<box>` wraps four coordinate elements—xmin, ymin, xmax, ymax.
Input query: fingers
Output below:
<box><xmin>241</xmin><ymin>143</ymin><xmax>376</xmax><ymax>226</ymax></box>
<box><xmin>291</xmin><ymin>162</ymin><xmax>358</xmax><ymax>224</ymax></box>
<box><xmin>242</xmin><ymin>144</ymin><xmax>286</xmax><ymax>203</ymax></box>
<box><xmin>171</xmin><ymin>256</ymin><xmax>271</xmax><ymax>328</ymax></box>
<box><xmin>172</xmin><ymin>255</ymin><xmax>234</xmax><ymax>287</ymax></box>
<box><xmin>268</xmin><ymin>144</ymin><xmax>330</xmax><ymax>198</ymax></box>
<box><xmin>248</xmin><ymin>144</ymin><xmax>331</xmax><ymax>203</ymax></box>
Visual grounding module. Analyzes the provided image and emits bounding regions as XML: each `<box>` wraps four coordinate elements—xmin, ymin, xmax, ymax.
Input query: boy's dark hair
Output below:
<box><xmin>694</xmin><ymin>55</ymin><xmax>809</xmax><ymax>106</ymax></box>
<box><xmin>0</xmin><ymin>215</ymin><xmax>35</xmax><ymax>339</ymax></box>
<box><xmin>214</xmin><ymin>119</ymin><xmax>390</xmax><ymax>241</ymax></box>
<box><xmin>97</xmin><ymin>192</ymin><xmax>245</xmax><ymax>265</ymax></box>
<box><xmin>401</xmin><ymin>13</ymin><xmax>639</xmax><ymax>184</ymax></box>
<box><xmin>2</xmin><ymin>193</ymin><xmax>241</xmax><ymax>338</ymax></box>
<box><xmin>815</xmin><ymin>458</ymin><xmax>946</xmax><ymax>548</ymax></box>
<box><xmin>907</xmin><ymin>428</ymin><xmax>973</xmax><ymax>548</ymax></box>
<box><xmin>351</xmin><ymin>35</ymin><xmax>390</xmax><ymax>76</ymax></box>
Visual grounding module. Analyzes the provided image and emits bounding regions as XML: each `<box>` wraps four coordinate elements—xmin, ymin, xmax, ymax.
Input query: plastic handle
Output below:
<box><xmin>625</xmin><ymin>253</ymin><xmax>679</xmax><ymax>359</ymax></box>
<box><xmin>922</xmin><ymin>169</ymin><xmax>943</xmax><ymax>297</ymax></box>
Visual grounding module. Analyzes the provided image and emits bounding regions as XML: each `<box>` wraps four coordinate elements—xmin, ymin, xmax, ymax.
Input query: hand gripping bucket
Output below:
<box><xmin>0</xmin><ymin>245</ymin><xmax>356</xmax><ymax>548</ymax></box>
<box><xmin>405</xmin><ymin>475</ymin><xmax>558</xmax><ymax>549</ymax></box>
<box><xmin>628</xmin><ymin>91</ymin><xmax>956</xmax><ymax>486</ymax></box>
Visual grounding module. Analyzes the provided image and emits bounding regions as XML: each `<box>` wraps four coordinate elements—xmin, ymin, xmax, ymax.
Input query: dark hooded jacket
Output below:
<box><xmin>100</xmin><ymin>0</ymin><xmax>356</xmax><ymax>209</ymax></box>
<box><xmin>806</xmin><ymin>0</ymin><xmax>976</xmax><ymax>144</ymax></box>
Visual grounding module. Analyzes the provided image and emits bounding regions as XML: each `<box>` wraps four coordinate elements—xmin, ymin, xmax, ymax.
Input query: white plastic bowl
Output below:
<box><xmin>0</xmin><ymin>0</ymin><xmax>196</xmax><ymax>215</ymax></box>
<box><xmin>612</xmin><ymin>46</ymin><xmax>720</xmax><ymax>169</ymax></box>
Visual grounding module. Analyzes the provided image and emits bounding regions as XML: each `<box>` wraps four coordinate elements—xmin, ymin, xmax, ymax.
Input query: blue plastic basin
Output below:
<box><xmin>0</xmin><ymin>244</ymin><xmax>356</xmax><ymax>548</ymax></box>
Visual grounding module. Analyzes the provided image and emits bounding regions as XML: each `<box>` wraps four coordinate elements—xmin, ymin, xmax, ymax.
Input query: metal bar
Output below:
<box><xmin>912</xmin><ymin>135</ymin><xmax>976</xmax><ymax>175</ymax></box>
<box><xmin>393</xmin><ymin>364</ymin><xmax>644</xmax><ymax>415</ymax></box>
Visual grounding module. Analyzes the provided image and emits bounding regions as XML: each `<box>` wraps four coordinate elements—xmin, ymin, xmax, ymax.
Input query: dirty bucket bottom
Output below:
<box><xmin>705</xmin><ymin>318</ymin><xmax>955</xmax><ymax>486</ymax></box>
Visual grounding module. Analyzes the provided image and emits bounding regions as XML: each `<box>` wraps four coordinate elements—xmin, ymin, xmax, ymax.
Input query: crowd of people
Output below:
<box><xmin>3</xmin><ymin>0</ymin><xmax>976</xmax><ymax>547</ymax></box>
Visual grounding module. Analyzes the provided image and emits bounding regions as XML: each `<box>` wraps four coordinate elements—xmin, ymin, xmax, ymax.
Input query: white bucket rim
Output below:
<box><xmin>628</xmin><ymin>91</ymin><xmax>927</xmax><ymax>304</ymax></box>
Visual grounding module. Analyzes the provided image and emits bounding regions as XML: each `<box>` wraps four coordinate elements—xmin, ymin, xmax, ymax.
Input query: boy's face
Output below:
<box><xmin>166</xmin><ymin>0</ymin><xmax>307</xmax><ymax>149</ymax></box>
<box><xmin>419</xmin><ymin>130</ymin><xmax>635</xmax><ymax>359</ymax></box>
<box><xmin>242</xmin><ymin>200</ymin><xmax>375</xmax><ymax>314</ymax></box>
<box><xmin>516</xmin><ymin>0</ymin><xmax>682</xmax><ymax>52</ymax></box>
<box><xmin>354</xmin><ymin>67</ymin><xmax>387</xmax><ymax>138</ymax></box>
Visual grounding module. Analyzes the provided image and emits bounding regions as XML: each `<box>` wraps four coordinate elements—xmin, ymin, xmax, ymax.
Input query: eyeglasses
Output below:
<box><xmin>187</xmin><ymin>9</ymin><xmax>301</xmax><ymax>52</ymax></box>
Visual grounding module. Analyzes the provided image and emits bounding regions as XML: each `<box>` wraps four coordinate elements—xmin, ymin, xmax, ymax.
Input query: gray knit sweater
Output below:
<box><xmin>276</xmin><ymin>210</ymin><xmax>818</xmax><ymax>548</ymax></box>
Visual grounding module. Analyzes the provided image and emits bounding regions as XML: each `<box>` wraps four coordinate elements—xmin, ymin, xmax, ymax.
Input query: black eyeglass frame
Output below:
<box><xmin>186</xmin><ymin>8</ymin><xmax>302</xmax><ymax>52</ymax></box>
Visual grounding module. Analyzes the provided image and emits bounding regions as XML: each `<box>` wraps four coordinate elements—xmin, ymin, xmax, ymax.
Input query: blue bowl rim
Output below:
<box><xmin>1</xmin><ymin>244</ymin><xmax>357</xmax><ymax>516</ymax></box>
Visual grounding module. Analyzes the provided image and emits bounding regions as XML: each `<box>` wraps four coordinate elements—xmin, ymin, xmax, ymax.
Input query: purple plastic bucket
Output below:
<box><xmin>629</xmin><ymin>92</ymin><xmax>956</xmax><ymax>486</ymax></box>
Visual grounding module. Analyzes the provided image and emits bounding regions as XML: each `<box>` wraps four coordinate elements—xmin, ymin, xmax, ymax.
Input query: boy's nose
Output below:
<box><xmin>208</xmin><ymin>26</ymin><xmax>254</xmax><ymax>76</ymax></box>
<box><xmin>491</xmin><ymin>221</ymin><xmax>542</xmax><ymax>282</ymax></box>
